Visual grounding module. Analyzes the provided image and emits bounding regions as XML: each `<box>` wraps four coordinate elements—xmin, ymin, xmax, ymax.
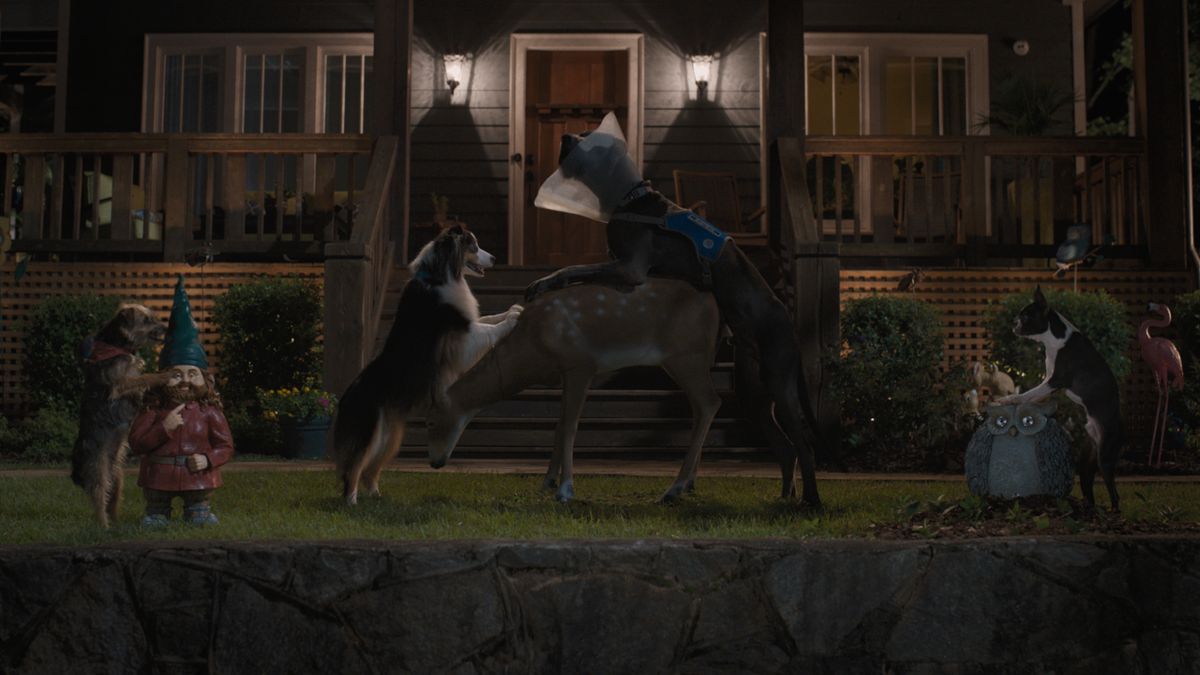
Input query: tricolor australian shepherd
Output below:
<box><xmin>333</xmin><ymin>225</ymin><xmax>522</xmax><ymax>504</ymax></box>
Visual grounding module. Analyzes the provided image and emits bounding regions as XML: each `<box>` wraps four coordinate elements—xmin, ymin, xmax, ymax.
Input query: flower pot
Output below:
<box><xmin>279</xmin><ymin>416</ymin><xmax>331</xmax><ymax>460</ymax></box>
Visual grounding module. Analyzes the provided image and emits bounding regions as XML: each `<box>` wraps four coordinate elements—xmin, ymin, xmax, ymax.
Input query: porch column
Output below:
<box><xmin>372</xmin><ymin>0</ymin><xmax>413</xmax><ymax>260</ymax></box>
<box><xmin>767</xmin><ymin>0</ymin><xmax>841</xmax><ymax>455</ymax></box>
<box><xmin>1132</xmin><ymin>0</ymin><xmax>1193</xmax><ymax>269</ymax></box>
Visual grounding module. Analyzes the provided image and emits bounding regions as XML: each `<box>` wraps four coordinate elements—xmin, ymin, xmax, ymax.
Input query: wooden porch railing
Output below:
<box><xmin>802</xmin><ymin>135</ymin><xmax>1147</xmax><ymax>261</ymax></box>
<box><xmin>0</xmin><ymin>133</ymin><xmax>372</xmax><ymax>260</ymax></box>
<box><xmin>322</xmin><ymin>135</ymin><xmax>399</xmax><ymax>397</ymax></box>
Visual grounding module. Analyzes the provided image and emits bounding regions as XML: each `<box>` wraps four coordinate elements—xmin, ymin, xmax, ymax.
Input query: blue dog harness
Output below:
<box><xmin>663</xmin><ymin>211</ymin><xmax>729</xmax><ymax>262</ymax></box>
<box><xmin>615</xmin><ymin>184</ymin><xmax>730</xmax><ymax>288</ymax></box>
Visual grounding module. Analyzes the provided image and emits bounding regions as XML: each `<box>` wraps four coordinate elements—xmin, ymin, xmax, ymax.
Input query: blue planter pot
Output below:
<box><xmin>280</xmin><ymin>416</ymin><xmax>331</xmax><ymax>460</ymax></box>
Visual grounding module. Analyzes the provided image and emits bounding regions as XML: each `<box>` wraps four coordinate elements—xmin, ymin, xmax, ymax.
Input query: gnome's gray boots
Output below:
<box><xmin>184</xmin><ymin>504</ymin><xmax>219</xmax><ymax>525</ymax></box>
<box><xmin>141</xmin><ymin>509</ymin><xmax>170</xmax><ymax>528</ymax></box>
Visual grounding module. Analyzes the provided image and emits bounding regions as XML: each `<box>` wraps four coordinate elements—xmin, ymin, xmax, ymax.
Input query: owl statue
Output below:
<box><xmin>964</xmin><ymin>401</ymin><xmax>1074</xmax><ymax>499</ymax></box>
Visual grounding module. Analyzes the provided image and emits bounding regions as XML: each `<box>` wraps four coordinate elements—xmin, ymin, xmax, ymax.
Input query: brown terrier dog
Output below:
<box><xmin>71</xmin><ymin>304</ymin><xmax>169</xmax><ymax>528</ymax></box>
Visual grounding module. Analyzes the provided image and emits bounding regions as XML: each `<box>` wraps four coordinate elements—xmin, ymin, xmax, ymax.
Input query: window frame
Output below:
<box><xmin>760</xmin><ymin>33</ymin><xmax>989</xmax><ymax>236</ymax></box>
<box><xmin>142</xmin><ymin>33</ymin><xmax>374</xmax><ymax>134</ymax></box>
<box><xmin>803</xmin><ymin>33</ymin><xmax>990</xmax><ymax>137</ymax></box>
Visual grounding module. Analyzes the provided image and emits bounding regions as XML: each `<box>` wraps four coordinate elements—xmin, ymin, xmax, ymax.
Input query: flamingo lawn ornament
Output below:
<box><xmin>1140</xmin><ymin>302</ymin><xmax>1184</xmax><ymax>467</ymax></box>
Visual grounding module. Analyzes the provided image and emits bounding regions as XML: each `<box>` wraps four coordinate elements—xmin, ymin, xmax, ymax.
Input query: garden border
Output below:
<box><xmin>1</xmin><ymin>537</ymin><xmax>1197</xmax><ymax>671</ymax></box>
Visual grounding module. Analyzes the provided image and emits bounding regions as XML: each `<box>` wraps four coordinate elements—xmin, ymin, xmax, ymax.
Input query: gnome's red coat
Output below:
<box><xmin>129</xmin><ymin>402</ymin><xmax>235</xmax><ymax>491</ymax></box>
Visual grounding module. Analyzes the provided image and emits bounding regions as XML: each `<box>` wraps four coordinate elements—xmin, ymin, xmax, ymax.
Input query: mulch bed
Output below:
<box><xmin>873</xmin><ymin>494</ymin><xmax>1200</xmax><ymax>540</ymax></box>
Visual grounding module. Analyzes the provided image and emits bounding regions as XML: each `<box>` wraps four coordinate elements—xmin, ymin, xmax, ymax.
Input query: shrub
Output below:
<box><xmin>829</xmin><ymin>295</ymin><xmax>973</xmax><ymax>469</ymax></box>
<box><xmin>212</xmin><ymin>277</ymin><xmax>323</xmax><ymax>409</ymax></box>
<box><xmin>22</xmin><ymin>294</ymin><xmax>125</xmax><ymax>412</ymax></box>
<box><xmin>985</xmin><ymin>288</ymin><xmax>1132</xmax><ymax>389</ymax></box>
<box><xmin>1170</xmin><ymin>291</ymin><xmax>1200</xmax><ymax>441</ymax></box>
<box><xmin>0</xmin><ymin>406</ymin><xmax>76</xmax><ymax>463</ymax></box>
<box><xmin>226</xmin><ymin>407</ymin><xmax>282</xmax><ymax>456</ymax></box>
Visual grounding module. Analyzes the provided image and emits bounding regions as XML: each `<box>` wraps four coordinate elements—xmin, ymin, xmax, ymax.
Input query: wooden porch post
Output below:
<box><xmin>323</xmin><ymin>247</ymin><xmax>370</xmax><ymax>396</ymax></box>
<box><xmin>323</xmin><ymin>1</ymin><xmax>411</xmax><ymax>395</ymax></box>
<box><xmin>372</xmin><ymin>0</ymin><xmax>413</xmax><ymax>261</ymax></box>
<box><xmin>1132</xmin><ymin>0</ymin><xmax>1193</xmax><ymax>269</ymax></box>
<box><xmin>767</xmin><ymin>0</ymin><xmax>841</xmax><ymax>453</ymax></box>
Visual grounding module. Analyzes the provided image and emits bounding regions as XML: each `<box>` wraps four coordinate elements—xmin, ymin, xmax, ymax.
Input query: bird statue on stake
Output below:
<box><xmin>1139</xmin><ymin>302</ymin><xmax>1184</xmax><ymax>467</ymax></box>
<box><xmin>1054</xmin><ymin>224</ymin><xmax>1112</xmax><ymax>291</ymax></box>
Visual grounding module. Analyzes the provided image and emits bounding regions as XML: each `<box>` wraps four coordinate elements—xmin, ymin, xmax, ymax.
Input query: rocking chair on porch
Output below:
<box><xmin>672</xmin><ymin>170</ymin><xmax>766</xmax><ymax>239</ymax></box>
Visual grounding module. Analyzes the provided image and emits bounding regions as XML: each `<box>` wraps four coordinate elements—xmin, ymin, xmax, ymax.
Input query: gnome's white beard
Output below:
<box><xmin>533</xmin><ymin>114</ymin><xmax>643</xmax><ymax>224</ymax></box>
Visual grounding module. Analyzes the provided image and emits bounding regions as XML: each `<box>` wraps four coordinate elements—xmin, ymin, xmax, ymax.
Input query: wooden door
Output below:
<box><xmin>523</xmin><ymin>50</ymin><xmax>628</xmax><ymax>265</ymax></box>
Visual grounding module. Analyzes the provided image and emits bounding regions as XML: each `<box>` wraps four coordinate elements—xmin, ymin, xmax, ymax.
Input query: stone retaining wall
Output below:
<box><xmin>2</xmin><ymin>538</ymin><xmax>1198</xmax><ymax>673</ymax></box>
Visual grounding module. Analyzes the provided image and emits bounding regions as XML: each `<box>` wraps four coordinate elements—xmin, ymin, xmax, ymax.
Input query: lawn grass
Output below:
<box><xmin>2</xmin><ymin>469</ymin><xmax>1200</xmax><ymax>545</ymax></box>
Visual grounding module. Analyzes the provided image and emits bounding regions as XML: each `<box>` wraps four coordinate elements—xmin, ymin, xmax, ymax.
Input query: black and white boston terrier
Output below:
<box><xmin>996</xmin><ymin>286</ymin><xmax>1124</xmax><ymax>510</ymax></box>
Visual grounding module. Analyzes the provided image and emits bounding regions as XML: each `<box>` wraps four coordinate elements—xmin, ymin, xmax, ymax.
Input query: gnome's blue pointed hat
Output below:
<box><xmin>159</xmin><ymin>274</ymin><xmax>209</xmax><ymax>370</ymax></box>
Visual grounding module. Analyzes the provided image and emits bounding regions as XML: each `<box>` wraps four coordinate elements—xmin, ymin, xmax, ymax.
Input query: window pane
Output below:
<box><xmin>884</xmin><ymin>57</ymin><xmax>913</xmax><ymax>134</ymax></box>
<box><xmin>281</xmin><ymin>53</ymin><xmax>302</xmax><ymax>132</ymax></box>
<box><xmin>942</xmin><ymin>57</ymin><xmax>967</xmax><ymax>135</ymax></box>
<box><xmin>182</xmin><ymin>55</ymin><xmax>201</xmax><ymax>132</ymax></box>
<box><xmin>164</xmin><ymin>55</ymin><xmax>183</xmax><ymax>132</ymax></box>
<box><xmin>325</xmin><ymin>54</ymin><xmax>343</xmax><ymax>133</ymax></box>
<box><xmin>263</xmin><ymin>54</ymin><xmax>281</xmax><ymax>133</ymax></box>
<box><xmin>201</xmin><ymin>56</ymin><xmax>222</xmax><ymax>132</ymax></box>
<box><xmin>913</xmin><ymin>57</ymin><xmax>938</xmax><ymax>135</ymax></box>
<box><xmin>243</xmin><ymin>55</ymin><xmax>262</xmax><ymax>133</ymax></box>
<box><xmin>806</xmin><ymin>54</ymin><xmax>833</xmax><ymax>135</ymax></box>
<box><xmin>345</xmin><ymin>55</ymin><xmax>362</xmax><ymax>134</ymax></box>
<box><xmin>833</xmin><ymin>55</ymin><xmax>860</xmax><ymax>135</ymax></box>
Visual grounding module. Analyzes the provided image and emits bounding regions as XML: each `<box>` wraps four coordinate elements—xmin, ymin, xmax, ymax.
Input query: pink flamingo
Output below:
<box><xmin>1140</xmin><ymin>302</ymin><xmax>1185</xmax><ymax>467</ymax></box>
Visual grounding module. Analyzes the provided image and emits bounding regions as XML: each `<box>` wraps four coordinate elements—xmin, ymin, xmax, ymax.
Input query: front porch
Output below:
<box><xmin>0</xmin><ymin>128</ymin><xmax>1173</xmax><ymax>386</ymax></box>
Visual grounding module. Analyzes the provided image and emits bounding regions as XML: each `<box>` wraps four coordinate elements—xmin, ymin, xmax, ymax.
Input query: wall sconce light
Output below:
<box><xmin>1011</xmin><ymin>39</ymin><xmax>1030</xmax><ymax>57</ymax></box>
<box><xmin>443</xmin><ymin>53</ymin><xmax>468</xmax><ymax>93</ymax></box>
<box><xmin>689</xmin><ymin>54</ymin><xmax>713</xmax><ymax>90</ymax></box>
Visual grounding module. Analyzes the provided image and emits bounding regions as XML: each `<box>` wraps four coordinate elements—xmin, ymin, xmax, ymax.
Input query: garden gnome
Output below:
<box><xmin>129</xmin><ymin>275</ymin><xmax>234</xmax><ymax>526</ymax></box>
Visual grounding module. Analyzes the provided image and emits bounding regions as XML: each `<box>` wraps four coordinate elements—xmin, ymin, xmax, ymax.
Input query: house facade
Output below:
<box><xmin>1</xmin><ymin>0</ymin><xmax>1193</xmax><ymax>452</ymax></box>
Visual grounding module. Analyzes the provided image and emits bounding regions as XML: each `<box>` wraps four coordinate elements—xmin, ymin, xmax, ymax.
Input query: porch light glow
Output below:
<box><xmin>689</xmin><ymin>54</ymin><xmax>713</xmax><ymax>89</ymax></box>
<box><xmin>443</xmin><ymin>53</ymin><xmax>468</xmax><ymax>93</ymax></box>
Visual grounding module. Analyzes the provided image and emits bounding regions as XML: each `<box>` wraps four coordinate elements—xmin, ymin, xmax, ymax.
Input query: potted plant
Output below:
<box><xmin>257</xmin><ymin>381</ymin><xmax>337</xmax><ymax>460</ymax></box>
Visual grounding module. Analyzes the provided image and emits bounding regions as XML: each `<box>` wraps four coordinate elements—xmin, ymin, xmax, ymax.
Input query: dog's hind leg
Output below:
<box><xmin>1091</xmin><ymin>415</ymin><xmax>1122</xmax><ymax>512</ymax></box>
<box><xmin>363</xmin><ymin>411</ymin><xmax>406</xmax><ymax>498</ymax></box>
<box><xmin>343</xmin><ymin>414</ymin><xmax>385</xmax><ymax>506</ymax></box>
<box><xmin>736</xmin><ymin>345</ymin><xmax>797</xmax><ymax>500</ymax></box>
<box><xmin>105</xmin><ymin>441</ymin><xmax>129</xmax><ymax>525</ymax></box>
<box><xmin>758</xmin><ymin>335</ymin><xmax>823</xmax><ymax>508</ymax></box>
<box><xmin>90</xmin><ymin>446</ymin><xmax>114</xmax><ymax>529</ymax></box>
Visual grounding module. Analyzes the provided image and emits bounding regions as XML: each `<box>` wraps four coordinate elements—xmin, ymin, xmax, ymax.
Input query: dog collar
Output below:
<box><xmin>618</xmin><ymin>182</ymin><xmax>655</xmax><ymax>208</ymax></box>
<box><xmin>86</xmin><ymin>340</ymin><xmax>133</xmax><ymax>363</ymax></box>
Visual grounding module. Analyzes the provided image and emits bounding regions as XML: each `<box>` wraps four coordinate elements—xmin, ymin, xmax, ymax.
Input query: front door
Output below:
<box><xmin>522</xmin><ymin>50</ymin><xmax>628</xmax><ymax>265</ymax></box>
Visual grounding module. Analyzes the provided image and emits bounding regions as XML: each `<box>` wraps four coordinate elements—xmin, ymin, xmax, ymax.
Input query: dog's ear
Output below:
<box><xmin>558</xmin><ymin>134</ymin><xmax>580</xmax><ymax>164</ymax></box>
<box><xmin>1033</xmin><ymin>285</ymin><xmax>1047</xmax><ymax>308</ymax></box>
<box><xmin>447</xmin><ymin>223</ymin><xmax>465</xmax><ymax>237</ymax></box>
<box><xmin>114</xmin><ymin>307</ymin><xmax>137</xmax><ymax>344</ymax></box>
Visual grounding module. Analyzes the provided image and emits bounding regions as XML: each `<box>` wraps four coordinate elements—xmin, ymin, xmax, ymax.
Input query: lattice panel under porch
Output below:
<box><xmin>840</xmin><ymin>268</ymin><xmax>1196</xmax><ymax>452</ymax></box>
<box><xmin>0</xmin><ymin>262</ymin><xmax>323</xmax><ymax>415</ymax></box>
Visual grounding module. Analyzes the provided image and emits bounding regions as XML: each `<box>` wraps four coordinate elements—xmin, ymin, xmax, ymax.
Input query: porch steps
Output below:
<box><xmin>373</xmin><ymin>266</ymin><xmax>767</xmax><ymax>460</ymax></box>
